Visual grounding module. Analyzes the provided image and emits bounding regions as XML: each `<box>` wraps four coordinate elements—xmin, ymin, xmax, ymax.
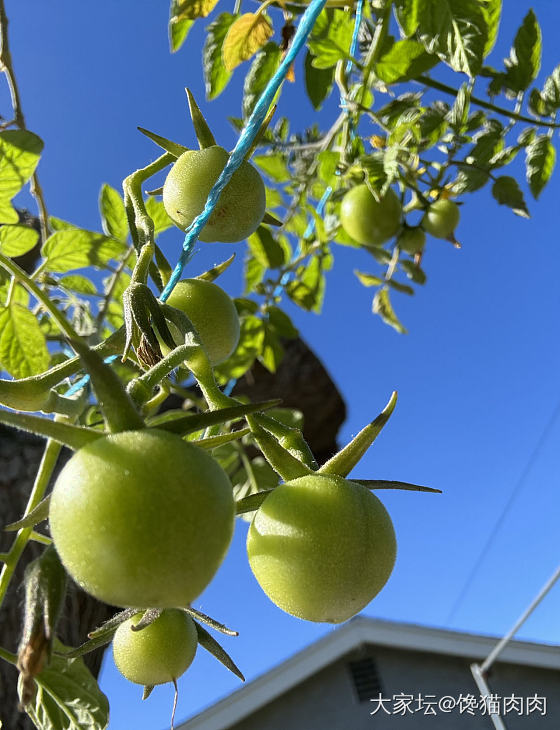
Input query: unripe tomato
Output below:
<box><xmin>397</xmin><ymin>226</ymin><xmax>426</xmax><ymax>255</ymax></box>
<box><xmin>421</xmin><ymin>199</ymin><xmax>460</xmax><ymax>239</ymax></box>
<box><xmin>49</xmin><ymin>430</ymin><xmax>234</xmax><ymax>608</ymax></box>
<box><xmin>162</xmin><ymin>146</ymin><xmax>266</xmax><ymax>243</ymax></box>
<box><xmin>113</xmin><ymin>609</ymin><xmax>198</xmax><ymax>686</ymax></box>
<box><xmin>340</xmin><ymin>185</ymin><xmax>402</xmax><ymax>246</ymax></box>
<box><xmin>163</xmin><ymin>278</ymin><xmax>240</xmax><ymax>366</ymax></box>
<box><xmin>247</xmin><ymin>474</ymin><xmax>396</xmax><ymax>623</ymax></box>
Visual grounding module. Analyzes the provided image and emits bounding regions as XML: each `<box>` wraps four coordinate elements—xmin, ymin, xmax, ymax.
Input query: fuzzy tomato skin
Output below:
<box><xmin>113</xmin><ymin>609</ymin><xmax>198</xmax><ymax>685</ymax></box>
<box><xmin>163</xmin><ymin>278</ymin><xmax>240</xmax><ymax>366</ymax></box>
<box><xmin>162</xmin><ymin>146</ymin><xmax>265</xmax><ymax>243</ymax></box>
<box><xmin>49</xmin><ymin>430</ymin><xmax>234</xmax><ymax>609</ymax></box>
<box><xmin>340</xmin><ymin>185</ymin><xmax>402</xmax><ymax>246</ymax></box>
<box><xmin>421</xmin><ymin>199</ymin><xmax>460</xmax><ymax>239</ymax></box>
<box><xmin>247</xmin><ymin>474</ymin><xmax>396</xmax><ymax>623</ymax></box>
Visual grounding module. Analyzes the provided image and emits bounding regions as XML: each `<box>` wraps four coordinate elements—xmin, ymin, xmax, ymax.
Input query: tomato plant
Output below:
<box><xmin>163</xmin><ymin>146</ymin><xmax>266</xmax><ymax>243</ymax></box>
<box><xmin>421</xmin><ymin>199</ymin><xmax>461</xmax><ymax>240</ymax></box>
<box><xmin>49</xmin><ymin>430</ymin><xmax>235</xmax><ymax>609</ymax></box>
<box><xmin>112</xmin><ymin>610</ymin><xmax>198</xmax><ymax>686</ymax></box>
<box><xmin>339</xmin><ymin>185</ymin><xmax>402</xmax><ymax>247</ymax></box>
<box><xmin>246</xmin><ymin>474</ymin><xmax>397</xmax><ymax>623</ymax></box>
<box><xmin>397</xmin><ymin>226</ymin><xmax>426</xmax><ymax>255</ymax></box>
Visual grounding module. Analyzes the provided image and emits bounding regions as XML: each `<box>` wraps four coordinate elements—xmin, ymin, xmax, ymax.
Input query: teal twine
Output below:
<box><xmin>64</xmin><ymin>354</ymin><xmax>119</xmax><ymax>397</ymax></box>
<box><xmin>161</xmin><ymin>0</ymin><xmax>329</xmax><ymax>302</ymax></box>
<box><xmin>342</xmin><ymin>0</ymin><xmax>364</xmax><ymax>139</ymax></box>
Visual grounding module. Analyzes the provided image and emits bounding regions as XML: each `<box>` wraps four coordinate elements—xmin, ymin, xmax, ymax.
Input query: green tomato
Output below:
<box><xmin>162</xmin><ymin>146</ymin><xmax>266</xmax><ymax>243</ymax></box>
<box><xmin>162</xmin><ymin>278</ymin><xmax>240</xmax><ymax>366</ymax></box>
<box><xmin>49</xmin><ymin>430</ymin><xmax>234</xmax><ymax>608</ymax></box>
<box><xmin>340</xmin><ymin>185</ymin><xmax>402</xmax><ymax>246</ymax></box>
<box><xmin>247</xmin><ymin>474</ymin><xmax>396</xmax><ymax>623</ymax></box>
<box><xmin>113</xmin><ymin>609</ymin><xmax>198</xmax><ymax>685</ymax></box>
<box><xmin>421</xmin><ymin>199</ymin><xmax>460</xmax><ymax>239</ymax></box>
<box><xmin>397</xmin><ymin>226</ymin><xmax>426</xmax><ymax>255</ymax></box>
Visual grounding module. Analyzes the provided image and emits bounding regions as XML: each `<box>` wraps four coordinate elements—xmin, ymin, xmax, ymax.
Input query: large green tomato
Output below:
<box><xmin>113</xmin><ymin>609</ymin><xmax>198</xmax><ymax>685</ymax></box>
<box><xmin>340</xmin><ymin>185</ymin><xmax>402</xmax><ymax>246</ymax></box>
<box><xmin>421</xmin><ymin>199</ymin><xmax>460</xmax><ymax>239</ymax></box>
<box><xmin>163</xmin><ymin>278</ymin><xmax>240</xmax><ymax>366</ymax></box>
<box><xmin>247</xmin><ymin>474</ymin><xmax>396</xmax><ymax>623</ymax></box>
<box><xmin>49</xmin><ymin>430</ymin><xmax>234</xmax><ymax>608</ymax></box>
<box><xmin>162</xmin><ymin>146</ymin><xmax>266</xmax><ymax>243</ymax></box>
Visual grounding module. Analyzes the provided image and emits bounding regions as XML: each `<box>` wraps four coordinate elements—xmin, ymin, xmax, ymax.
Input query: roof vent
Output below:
<box><xmin>348</xmin><ymin>656</ymin><xmax>383</xmax><ymax>703</ymax></box>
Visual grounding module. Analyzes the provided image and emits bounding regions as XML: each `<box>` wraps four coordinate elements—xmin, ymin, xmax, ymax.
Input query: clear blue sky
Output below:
<box><xmin>7</xmin><ymin>1</ymin><xmax>560</xmax><ymax>728</ymax></box>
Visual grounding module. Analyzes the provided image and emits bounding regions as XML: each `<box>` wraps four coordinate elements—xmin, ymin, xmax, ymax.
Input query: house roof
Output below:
<box><xmin>179</xmin><ymin>617</ymin><xmax>560</xmax><ymax>730</ymax></box>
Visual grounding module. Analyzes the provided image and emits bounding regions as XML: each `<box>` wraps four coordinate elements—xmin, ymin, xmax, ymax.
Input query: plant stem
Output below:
<box><xmin>416</xmin><ymin>75</ymin><xmax>560</xmax><ymax>129</ymax></box>
<box><xmin>0</xmin><ymin>0</ymin><xmax>50</xmax><ymax>242</ymax></box>
<box><xmin>0</xmin><ymin>436</ymin><xmax>61</xmax><ymax>607</ymax></box>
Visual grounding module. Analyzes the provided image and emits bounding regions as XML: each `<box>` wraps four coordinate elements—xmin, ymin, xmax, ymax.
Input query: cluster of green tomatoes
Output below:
<box><xmin>47</xmin><ymin>147</ymin><xmax>438</xmax><ymax>691</ymax></box>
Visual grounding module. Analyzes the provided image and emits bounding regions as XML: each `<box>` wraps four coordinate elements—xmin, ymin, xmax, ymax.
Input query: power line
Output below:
<box><xmin>446</xmin><ymin>396</ymin><xmax>560</xmax><ymax>623</ymax></box>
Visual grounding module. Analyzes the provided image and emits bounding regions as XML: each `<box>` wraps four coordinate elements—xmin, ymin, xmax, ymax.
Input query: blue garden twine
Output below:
<box><xmin>160</xmin><ymin>0</ymin><xmax>330</xmax><ymax>302</ymax></box>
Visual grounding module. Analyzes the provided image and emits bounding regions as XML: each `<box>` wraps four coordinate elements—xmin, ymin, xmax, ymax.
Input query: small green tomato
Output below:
<box><xmin>397</xmin><ymin>226</ymin><xmax>426</xmax><ymax>255</ymax></box>
<box><xmin>421</xmin><ymin>199</ymin><xmax>460</xmax><ymax>239</ymax></box>
<box><xmin>340</xmin><ymin>185</ymin><xmax>402</xmax><ymax>246</ymax></box>
<box><xmin>113</xmin><ymin>609</ymin><xmax>198</xmax><ymax>685</ymax></box>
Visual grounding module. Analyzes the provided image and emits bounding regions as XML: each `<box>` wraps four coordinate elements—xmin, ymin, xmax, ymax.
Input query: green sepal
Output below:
<box><xmin>5</xmin><ymin>495</ymin><xmax>51</xmax><ymax>531</ymax></box>
<box><xmin>182</xmin><ymin>607</ymin><xmax>238</xmax><ymax>637</ymax></box>
<box><xmin>137</xmin><ymin>127</ymin><xmax>189</xmax><ymax>158</ymax></box>
<box><xmin>0</xmin><ymin>409</ymin><xmax>104</xmax><ymax>451</ymax></box>
<box><xmin>194</xmin><ymin>622</ymin><xmax>244</xmax><ymax>681</ymax></box>
<box><xmin>63</xmin><ymin>609</ymin><xmax>137</xmax><ymax>658</ymax></box>
<box><xmin>235</xmin><ymin>488</ymin><xmax>273</xmax><ymax>515</ymax></box>
<box><xmin>319</xmin><ymin>391</ymin><xmax>397</xmax><ymax>477</ymax></box>
<box><xmin>195</xmin><ymin>427</ymin><xmax>250</xmax><ymax>449</ymax></box>
<box><xmin>149</xmin><ymin>399</ymin><xmax>281</xmax><ymax>436</ymax></box>
<box><xmin>354</xmin><ymin>479</ymin><xmax>441</xmax><ymax>493</ymax></box>
<box><xmin>246</xmin><ymin>415</ymin><xmax>313</xmax><ymax>481</ymax></box>
<box><xmin>142</xmin><ymin>685</ymin><xmax>155</xmax><ymax>700</ymax></box>
<box><xmin>262</xmin><ymin>212</ymin><xmax>283</xmax><ymax>226</ymax></box>
<box><xmin>197</xmin><ymin>254</ymin><xmax>236</xmax><ymax>282</ymax></box>
<box><xmin>69</xmin><ymin>338</ymin><xmax>145</xmax><ymax>432</ymax></box>
<box><xmin>186</xmin><ymin>88</ymin><xmax>217</xmax><ymax>149</ymax></box>
<box><xmin>253</xmin><ymin>412</ymin><xmax>317</xmax><ymax>470</ymax></box>
<box><xmin>130</xmin><ymin>608</ymin><xmax>163</xmax><ymax>632</ymax></box>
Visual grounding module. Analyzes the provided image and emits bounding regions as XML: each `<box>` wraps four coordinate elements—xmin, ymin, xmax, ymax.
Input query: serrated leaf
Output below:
<box><xmin>203</xmin><ymin>13</ymin><xmax>236</xmax><ymax>99</ymax></box>
<box><xmin>0</xmin><ymin>303</ymin><xmax>49</xmax><ymax>377</ymax></box>
<box><xmin>0</xmin><ymin>130</ymin><xmax>43</xmax><ymax>200</ymax></box>
<box><xmin>308</xmin><ymin>9</ymin><xmax>355</xmax><ymax>69</ymax></box>
<box><xmin>243</xmin><ymin>42</ymin><xmax>281</xmax><ymax>119</ymax></box>
<box><xmin>372</xmin><ymin>287</ymin><xmax>407</xmax><ymax>333</ymax></box>
<box><xmin>375</xmin><ymin>39</ymin><xmax>438</xmax><ymax>84</ymax></box>
<box><xmin>252</xmin><ymin>154</ymin><xmax>290</xmax><ymax>182</ymax></box>
<box><xmin>400</xmin><ymin>0</ymin><xmax>489</xmax><ymax>77</ymax></box>
<box><xmin>304</xmin><ymin>51</ymin><xmax>334</xmax><ymax>110</ymax></box>
<box><xmin>99</xmin><ymin>184</ymin><xmax>128</xmax><ymax>242</ymax></box>
<box><xmin>526</xmin><ymin>135</ymin><xmax>555</xmax><ymax>199</ymax></box>
<box><xmin>19</xmin><ymin>640</ymin><xmax>109</xmax><ymax>730</ymax></box>
<box><xmin>144</xmin><ymin>197</ymin><xmax>173</xmax><ymax>237</ymax></box>
<box><xmin>59</xmin><ymin>275</ymin><xmax>98</xmax><ymax>295</ymax></box>
<box><xmin>502</xmin><ymin>9</ymin><xmax>541</xmax><ymax>95</ymax></box>
<box><xmin>491</xmin><ymin>176</ymin><xmax>529</xmax><ymax>218</ymax></box>
<box><xmin>223</xmin><ymin>13</ymin><xmax>274</xmax><ymax>72</ymax></box>
<box><xmin>42</xmin><ymin>229</ymin><xmax>126</xmax><ymax>273</ymax></box>
<box><xmin>248</xmin><ymin>226</ymin><xmax>284</xmax><ymax>269</ymax></box>
<box><xmin>0</xmin><ymin>225</ymin><xmax>39</xmax><ymax>257</ymax></box>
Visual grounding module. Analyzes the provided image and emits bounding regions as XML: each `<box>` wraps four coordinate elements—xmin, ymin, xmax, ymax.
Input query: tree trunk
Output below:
<box><xmin>0</xmin><ymin>427</ymin><xmax>115</xmax><ymax>730</ymax></box>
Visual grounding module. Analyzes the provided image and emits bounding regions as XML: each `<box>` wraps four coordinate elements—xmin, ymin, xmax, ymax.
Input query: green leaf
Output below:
<box><xmin>526</xmin><ymin>135</ymin><xmax>555</xmax><ymax>199</ymax></box>
<box><xmin>169</xmin><ymin>0</ymin><xmax>219</xmax><ymax>52</ymax></box>
<box><xmin>169</xmin><ymin>16</ymin><xmax>194</xmax><ymax>52</ymax></box>
<box><xmin>375</xmin><ymin>39</ymin><xmax>438</xmax><ymax>84</ymax></box>
<box><xmin>260</xmin><ymin>326</ymin><xmax>284</xmax><ymax>373</ymax></box>
<box><xmin>491</xmin><ymin>176</ymin><xmax>529</xmax><ymax>218</ymax></box>
<box><xmin>214</xmin><ymin>315</ymin><xmax>265</xmax><ymax>383</ymax></box>
<box><xmin>286</xmin><ymin>257</ymin><xmax>325</xmax><ymax>313</ymax></box>
<box><xmin>0</xmin><ymin>225</ymin><xmax>39</xmax><ymax>257</ymax></box>
<box><xmin>19</xmin><ymin>641</ymin><xmax>109</xmax><ymax>730</ymax></box>
<box><xmin>145</xmin><ymin>197</ymin><xmax>173</xmax><ymax>236</ymax></box>
<box><xmin>253</xmin><ymin>154</ymin><xmax>290</xmax><ymax>182</ymax></box>
<box><xmin>304</xmin><ymin>51</ymin><xmax>334</xmax><ymax>110</ymax></box>
<box><xmin>308</xmin><ymin>9</ymin><xmax>355</xmax><ymax>69</ymax></box>
<box><xmin>482</xmin><ymin>0</ymin><xmax>501</xmax><ymax>56</ymax></box>
<box><xmin>0</xmin><ymin>198</ymin><xmax>18</xmax><ymax>224</ymax></box>
<box><xmin>266</xmin><ymin>305</ymin><xmax>298</xmax><ymax>338</ymax></box>
<box><xmin>42</xmin><ymin>229</ymin><xmax>125</xmax><ymax>273</ymax></box>
<box><xmin>541</xmin><ymin>65</ymin><xmax>560</xmax><ymax>110</ymax></box>
<box><xmin>399</xmin><ymin>0</ymin><xmax>490</xmax><ymax>77</ymax></box>
<box><xmin>372</xmin><ymin>287</ymin><xmax>407</xmax><ymax>333</ymax></box>
<box><xmin>0</xmin><ymin>303</ymin><xmax>49</xmax><ymax>378</ymax></box>
<box><xmin>59</xmin><ymin>275</ymin><xmax>98</xmax><ymax>295</ymax></box>
<box><xmin>203</xmin><ymin>13</ymin><xmax>236</xmax><ymax>100</ymax></box>
<box><xmin>355</xmin><ymin>270</ymin><xmax>383</xmax><ymax>287</ymax></box>
<box><xmin>248</xmin><ymin>226</ymin><xmax>285</xmax><ymax>269</ymax></box>
<box><xmin>243</xmin><ymin>42</ymin><xmax>281</xmax><ymax>120</ymax></box>
<box><xmin>99</xmin><ymin>184</ymin><xmax>128</xmax><ymax>242</ymax></box>
<box><xmin>48</xmin><ymin>217</ymin><xmax>77</xmax><ymax>231</ymax></box>
<box><xmin>244</xmin><ymin>255</ymin><xmax>264</xmax><ymax>294</ymax></box>
<box><xmin>222</xmin><ymin>12</ymin><xmax>274</xmax><ymax>72</ymax></box>
<box><xmin>501</xmin><ymin>9</ymin><xmax>541</xmax><ymax>95</ymax></box>
<box><xmin>447</xmin><ymin>82</ymin><xmax>470</xmax><ymax>132</ymax></box>
<box><xmin>0</xmin><ymin>130</ymin><xmax>43</xmax><ymax>200</ymax></box>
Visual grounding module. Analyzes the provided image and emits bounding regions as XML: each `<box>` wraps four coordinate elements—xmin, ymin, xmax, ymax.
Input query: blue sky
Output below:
<box><xmin>6</xmin><ymin>1</ymin><xmax>560</xmax><ymax>728</ymax></box>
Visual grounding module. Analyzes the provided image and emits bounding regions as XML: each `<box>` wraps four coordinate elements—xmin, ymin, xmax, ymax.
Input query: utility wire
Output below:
<box><xmin>446</xmin><ymin>396</ymin><xmax>560</xmax><ymax>623</ymax></box>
